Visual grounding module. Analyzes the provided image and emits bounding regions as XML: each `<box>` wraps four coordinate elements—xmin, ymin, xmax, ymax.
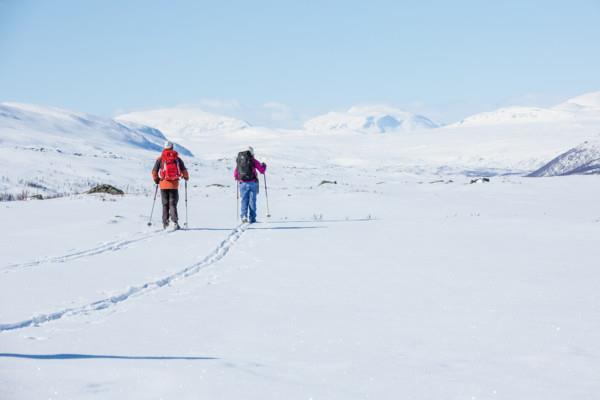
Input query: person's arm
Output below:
<box><xmin>234</xmin><ymin>167</ymin><xmax>239</xmax><ymax>181</ymax></box>
<box><xmin>152</xmin><ymin>158</ymin><xmax>161</xmax><ymax>184</ymax></box>
<box><xmin>254</xmin><ymin>159</ymin><xmax>267</xmax><ymax>174</ymax></box>
<box><xmin>178</xmin><ymin>158</ymin><xmax>189</xmax><ymax>180</ymax></box>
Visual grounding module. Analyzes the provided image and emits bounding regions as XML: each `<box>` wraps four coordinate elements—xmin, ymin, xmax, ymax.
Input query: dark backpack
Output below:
<box><xmin>236</xmin><ymin>151</ymin><xmax>256</xmax><ymax>181</ymax></box>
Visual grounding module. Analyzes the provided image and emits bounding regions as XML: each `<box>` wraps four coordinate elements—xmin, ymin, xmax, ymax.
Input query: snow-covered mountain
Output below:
<box><xmin>116</xmin><ymin>119</ymin><xmax>192</xmax><ymax>157</ymax></box>
<box><xmin>554</xmin><ymin>91</ymin><xmax>600</xmax><ymax>113</ymax></box>
<box><xmin>528</xmin><ymin>138</ymin><xmax>600</xmax><ymax>177</ymax></box>
<box><xmin>2</xmin><ymin>103</ymin><xmax>153</xmax><ymax>152</ymax></box>
<box><xmin>453</xmin><ymin>106</ymin><xmax>573</xmax><ymax>126</ymax></box>
<box><xmin>0</xmin><ymin>102</ymin><xmax>191</xmax><ymax>197</ymax></box>
<box><xmin>116</xmin><ymin>106</ymin><xmax>251</xmax><ymax>142</ymax></box>
<box><xmin>453</xmin><ymin>91</ymin><xmax>600</xmax><ymax>127</ymax></box>
<box><xmin>304</xmin><ymin>105</ymin><xmax>439</xmax><ymax>133</ymax></box>
<box><xmin>3</xmin><ymin>91</ymin><xmax>600</xmax><ymax>199</ymax></box>
<box><xmin>0</xmin><ymin>102</ymin><xmax>191</xmax><ymax>155</ymax></box>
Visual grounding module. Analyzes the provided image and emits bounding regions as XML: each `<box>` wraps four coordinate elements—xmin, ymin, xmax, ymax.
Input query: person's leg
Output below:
<box><xmin>248</xmin><ymin>181</ymin><xmax>258</xmax><ymax>223</ymax></box>
<box><xmin>169</xmin><ymin>189</ymin><xmax>179</xmax><ymax>226</ymax></box>
<box><xmin>240</xmin><ymin>182</ymin><xmax>250</xmax><ymax>221</ymax></box>
<box><xmin>161</xmin><ymin>189</ymin><xmax>169</xmax><ymax>228</ymax></box>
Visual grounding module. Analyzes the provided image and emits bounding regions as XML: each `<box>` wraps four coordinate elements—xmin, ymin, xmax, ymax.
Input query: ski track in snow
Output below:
<box><xmin>0</xmin><ymin>224</ymin><xmax>248</xmax><ymax>332</ymax></box>
<box><xmin>2</xmin><ymin>229</ymin><xmax>168</xmax><ymax>272</ymax></box>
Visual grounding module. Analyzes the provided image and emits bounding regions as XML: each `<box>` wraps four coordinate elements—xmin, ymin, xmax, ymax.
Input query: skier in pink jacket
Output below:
<box><xmin>234</xmin><ymin>146</ymin><xmax>267</xmax><ymax>223</ymax></box>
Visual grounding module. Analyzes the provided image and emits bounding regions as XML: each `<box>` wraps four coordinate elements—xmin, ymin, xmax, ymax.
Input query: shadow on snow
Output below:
<box><xmin>183</xmin><ymin>227</ymin><xmax>234</xmax><ymax>232</ymax></box>
<box><xmin>266</xmin><ymin>218</ymin><xmax>375</xmax><ymax>224</ymax></box>
<box><xmin>247</xmin><ymin>226</ymin><xmax>324</xmax><ymax>230</ymax></box>
<box><xmin>0</xmin><ymin>353</ymin><xmax>217</xmax><ymax>361</ymax></box>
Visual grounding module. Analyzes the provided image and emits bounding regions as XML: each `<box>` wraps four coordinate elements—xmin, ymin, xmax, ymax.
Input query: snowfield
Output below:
<box><xmin>1</xmin><ymin>92</ymin><xmax>600</xmax><ymax>399</ymax></box>
<box><xmin>1</xmin><ymin>172</ymin><xmax>600</xmax><ymax>399</ymax></box>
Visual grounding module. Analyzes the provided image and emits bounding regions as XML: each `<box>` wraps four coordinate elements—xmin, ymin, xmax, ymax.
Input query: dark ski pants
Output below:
<box><xmin>161</xmin><ymin>189</ymin><xmax>179</xmax><ymax>226</ymax></box>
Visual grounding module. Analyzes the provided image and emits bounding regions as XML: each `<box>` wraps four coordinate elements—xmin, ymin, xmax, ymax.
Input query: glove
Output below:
<box><xmin>262</xmin><ymin>163</ymin><xmax>266</xmax><ymax>169</ymax></box>
<box><xmin>184</xmin><ymin>176</ymin><xmax>189</xmax><ymax>181</ymax></box>
<box><xmin>154</xmin><ymin>177</ymin><xmax>160</xmax><ymax>184</ymax></box>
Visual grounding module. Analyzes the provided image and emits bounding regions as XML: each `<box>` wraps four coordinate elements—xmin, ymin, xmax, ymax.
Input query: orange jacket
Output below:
<box><xmin>152</xmin><ymin>155</ymin><xmax>189</xmax><ymax>190</ymax></box>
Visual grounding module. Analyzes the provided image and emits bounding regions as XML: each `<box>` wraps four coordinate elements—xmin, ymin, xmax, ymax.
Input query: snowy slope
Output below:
<box><xmin>116</xmin><ymin>106</ymin><xmax>251</xmax><ymax>142</ymax></box>
<box><xmin>554</xmin><ymin>91</ymin><xmax>600</xmax><ymax>113</ymax></box>
<box><xmin>528</xmin><ymin>137</ymin><xmax>600</xmax><ymax>176</ymax></box>
<box><xmin>116</xmin><ymin>119</ymin><xmax>193</xmax><ymax>157</ymax></box>
<box><xmin>304</xmin><ymin>105</ymin><xmax>439</xmax><ymax>133</ymax></box>
<box><xmin>0</xmin><ymin>102</ymin><xmax>166</xmax><ymax>152</ymax></box>
<box><xmin>452</xmin><ymin>106</ymin><xmax>573</xmax><ymax>126</ymax></box>
<box><xmin>453</xmin><ymin>92</ymin><xmax>600</xmax><ymax>127</ymax></box>
<box><xmin>0</xmin><ymin>103</ymin><xmax>192</xmax><ymax>197</ymax></box>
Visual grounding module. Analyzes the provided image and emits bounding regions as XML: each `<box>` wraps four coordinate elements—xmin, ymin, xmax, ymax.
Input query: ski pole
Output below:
<box><xmin>263</xmin><ymin>172</ymin><xmax>271</xmax><ymax>218</ymax></box>
<box><xmin>184</xmin><ymin>180</ymin><xmax>188</xmax><ymax>228</ymax></box>
<box><xmin>236</xmin><ymin>181</ymin><xmax>240</xmax><ymax>222</ymax></box>
<box><xmin>148</xmin><ymin>184</ymin><xmax>159</xmax><ymax>226</ymax></box>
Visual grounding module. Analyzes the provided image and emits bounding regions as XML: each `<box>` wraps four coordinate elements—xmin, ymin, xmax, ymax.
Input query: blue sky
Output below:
<box><xmin>1</xmin><ymin>0</ymin><xmax>599</xmax><ymax>126</ymax></box>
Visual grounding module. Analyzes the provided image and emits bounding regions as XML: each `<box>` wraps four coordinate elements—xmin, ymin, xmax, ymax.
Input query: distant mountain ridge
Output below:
<box><xmin>116</xmin><ymin>106</ymin><xmax>251</xmax><ymax>142</ymax></box>
<box><xmin>304</xmin><ymin>105</ymin><xmax>439</xmax><ymax>133</ymax></box>
<box><xmin>453</xmin><ymin>91</ymin><xmax>600</xmax><ymax>127</ymax></box>
<box><xmin>0</xmin><ymin>102</ymin><xmax>191</xmax><ymax>156</ymax></box>
<box><xmin>0</xmin><ymin>102</ymin><xmax>192</xmax><ymax>197</ymax></box>
<box><xmin>529</xmin><ymin>138</ymin><xmax>600</xmax><ymax>177</ymax></box>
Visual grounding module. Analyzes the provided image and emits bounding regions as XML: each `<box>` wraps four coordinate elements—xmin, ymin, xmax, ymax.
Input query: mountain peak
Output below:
<box><xmin>304</xmin><ymin>105</ymin><xmax>439</xmax><ymax>133</ymax></box>
<box><xmin>554</xmin><ymin>91</ymin><xmax>600</xmax><ymax>112</ymax></box>
<box><xmin>116</xmin><ymin>106</ymin><xmax>251</xmax><ymax>141</ymax></box>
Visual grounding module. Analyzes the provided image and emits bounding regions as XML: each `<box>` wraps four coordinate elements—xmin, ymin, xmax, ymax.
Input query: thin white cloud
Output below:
<box><xmin>197</xmin><ymin>98</ymin><xmax>241</xmax><ymax>111</ymax></box>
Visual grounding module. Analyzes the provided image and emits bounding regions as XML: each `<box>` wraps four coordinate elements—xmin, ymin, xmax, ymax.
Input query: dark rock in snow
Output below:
<box><xmin>319</xmin><ymin>180</ymin><xmax>338</xmax><ymax>186</ymax></box>
<box><xmin>470</xmin><ymin>178</ymin><xmax>490</xmax><ymax>184</ymax></box>
<box><xmin>87</xmin><ymin>184</ymin><xmax>124</xmax><ymax>195</ymax></box>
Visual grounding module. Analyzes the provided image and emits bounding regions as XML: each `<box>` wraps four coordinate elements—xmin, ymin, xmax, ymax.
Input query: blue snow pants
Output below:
<box><xmin>239</xmin><ymin>181</ymin><xmax>259</xmax><ymax>223</ymax></box>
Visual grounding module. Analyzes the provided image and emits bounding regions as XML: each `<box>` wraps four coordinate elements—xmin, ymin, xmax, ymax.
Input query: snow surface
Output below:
<box><xmin>1</xmin><ymin>173</ymin><xmax>600</xmax><ymax>399</ymax></box>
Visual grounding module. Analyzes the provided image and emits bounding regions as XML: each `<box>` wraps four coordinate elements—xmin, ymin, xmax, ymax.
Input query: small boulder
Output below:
<box><xmin>87</xmin><ymin>184</ymin><xmax>124</xmax><ymax>195</ymax></box>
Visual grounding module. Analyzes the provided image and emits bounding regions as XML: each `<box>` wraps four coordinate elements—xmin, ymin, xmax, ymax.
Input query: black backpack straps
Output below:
<box><xmin>177</xmin><ymin>157</ymin><xmax>186</xmax><ymax>171</ymax></box>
